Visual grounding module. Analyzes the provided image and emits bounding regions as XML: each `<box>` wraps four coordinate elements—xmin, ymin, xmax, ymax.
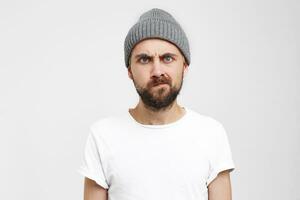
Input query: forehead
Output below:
<box><xmin>131</xmin><ymin>38</ymin><xmax>182</xmax><ymax>56</ymax></box>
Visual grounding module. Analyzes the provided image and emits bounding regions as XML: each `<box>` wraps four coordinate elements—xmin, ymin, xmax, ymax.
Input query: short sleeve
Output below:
<box><xmin>206</xmin><ymin>121</ymin><xmax>235</xmax><ymax>186</ymax></box>
<box><xmin>77</xmin><ymin>129</ymin><xmax>109</xmax><ymax>189</ymax></box>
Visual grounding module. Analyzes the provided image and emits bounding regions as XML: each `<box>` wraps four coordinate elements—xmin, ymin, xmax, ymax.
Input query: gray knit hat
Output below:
<box><xmin>124</xmin><ymin>8</ymin><xmax>190</xmax><ymax>68</ymax></box>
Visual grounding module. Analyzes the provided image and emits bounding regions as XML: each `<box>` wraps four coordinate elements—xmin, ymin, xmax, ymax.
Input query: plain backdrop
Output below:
<box><xmin>0</xmin><ymin>0</ymin><xmax>299</xmax><ymax>199</ymax></box>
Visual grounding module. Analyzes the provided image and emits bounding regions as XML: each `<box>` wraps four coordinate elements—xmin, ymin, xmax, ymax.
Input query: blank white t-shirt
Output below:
<box><xmin>77</xmin><ymin>107</ymin><xmax>235</xmax><ymax>200</ymax></box>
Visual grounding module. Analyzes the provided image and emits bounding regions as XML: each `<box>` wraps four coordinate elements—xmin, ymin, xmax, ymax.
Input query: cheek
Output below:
<box><xmin>170</xmin><ymin>72</ymin><xmax>183</xmax><ymax>85</ymax></box>
<box><xmin>132</xmin><ymin>70</ymin><xmax>149</xmax><ymax>86</ymax></box>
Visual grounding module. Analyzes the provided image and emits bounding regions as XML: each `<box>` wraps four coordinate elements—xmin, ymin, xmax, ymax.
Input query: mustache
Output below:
<box><xmin>149</xmin><ymin>77</ymin><xmax>170</xmax><ymax>87</ymax></box>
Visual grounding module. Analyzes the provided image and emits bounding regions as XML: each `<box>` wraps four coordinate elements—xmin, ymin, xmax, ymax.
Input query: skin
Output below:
<box><xmin>82</xmin><ymin>38</ymin><xmax>233</xmax><ymax>200</ymax></box>
<box><xmin>208</xmin><ymin>170</ymin><xmax>233</xmax><ymax>200</ymax></box>
<box><xmin>83</xmin><ymin>178</ymin><xmax>108</xmax><ymax>200</ymax></box>
<box><xmin>127</xmin><ymin>38</ymin><xmax>188</xmax><ymax>125</ymax></box>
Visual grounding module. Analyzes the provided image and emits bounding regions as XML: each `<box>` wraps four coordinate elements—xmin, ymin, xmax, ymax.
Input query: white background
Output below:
<box><xmin>0</xmin><ymin>0</ymin><xmax>299</xmax><ymax>199</ymax></box>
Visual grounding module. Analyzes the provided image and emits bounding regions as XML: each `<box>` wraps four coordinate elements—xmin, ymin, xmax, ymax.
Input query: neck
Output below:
<box><xmin>129</xmin><ymin>100</ymin><xmax>186</xmax><ymax>125</ymax></box>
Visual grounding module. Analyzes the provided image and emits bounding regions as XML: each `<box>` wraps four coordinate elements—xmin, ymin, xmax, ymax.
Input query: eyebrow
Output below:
<box><xmin>134</xmin><ymin>52</ymin><xmax>178</xmax><ymax>60</ymax></box>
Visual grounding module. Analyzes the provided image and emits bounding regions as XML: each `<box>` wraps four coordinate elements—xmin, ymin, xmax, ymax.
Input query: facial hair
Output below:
<box><xmin>132</xmin><ymin>70</ymin><xmax>184</xmax><ymax>112</ymax></box>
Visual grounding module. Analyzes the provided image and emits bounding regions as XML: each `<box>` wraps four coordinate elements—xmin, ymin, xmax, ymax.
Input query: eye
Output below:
<box><xmin>139</xmin><ymin>56</ymin><xmax>150</xmax><ymax>64</ymax></box>
<box><xmin>163</xmin><ymin>55</ymin><xmax>174</xmax><ymax>63</ymax></box>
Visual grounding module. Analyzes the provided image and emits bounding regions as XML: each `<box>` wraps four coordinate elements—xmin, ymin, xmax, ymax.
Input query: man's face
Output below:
<box><xmin>128</xmin><ymin>38</ymin><xmax>188</xmax><ymax>111</ymax></box>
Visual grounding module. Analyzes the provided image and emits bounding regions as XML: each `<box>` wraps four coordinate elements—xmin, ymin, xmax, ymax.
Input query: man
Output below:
<box><xmin>78</xmin><ymin>8</ymin><xmax>235</xmax><ymax>200</ymax></box>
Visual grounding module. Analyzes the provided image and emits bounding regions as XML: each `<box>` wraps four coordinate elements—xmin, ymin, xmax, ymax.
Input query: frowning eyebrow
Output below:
<box><xmin>134</xmin><ymin>52</ymin><xmax>178</xmax><ymax>61</ymax></box>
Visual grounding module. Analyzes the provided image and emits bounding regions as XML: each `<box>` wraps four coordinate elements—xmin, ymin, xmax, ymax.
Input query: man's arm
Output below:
<box><xmin>208</xmin><ymin>170</ymin><xmax>233</xmax><ymax>200</ymax></box>
<box><xmin>83</xmin><ymin>177</ymin><xmax>108</xmax><ymax>200</ymax></box>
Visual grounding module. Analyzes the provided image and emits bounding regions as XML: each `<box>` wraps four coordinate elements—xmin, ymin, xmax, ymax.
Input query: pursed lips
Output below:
<box><xmin>153</xmin><ymin>83</ymin><xmax>168</xmax><ymax>86</ymax></box>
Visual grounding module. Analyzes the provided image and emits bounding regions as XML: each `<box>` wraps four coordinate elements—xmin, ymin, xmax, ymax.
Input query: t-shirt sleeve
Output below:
<box><xmin>206</xmin><ymin>120</ymin><xmax>235</xmax><ymax>186</ymax></box>
<box><xmin>77</xmin><ymin>129</ymin><xmax>109</xmax><ymax>189</ymax></box>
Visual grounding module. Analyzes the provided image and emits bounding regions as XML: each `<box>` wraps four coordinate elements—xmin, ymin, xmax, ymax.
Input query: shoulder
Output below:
<box><xmin>89</xmin><ymin>111</ymin><xmax>127</xmax><ymax>138</ymax></box>
<box><xmin>187</xmin><ymin>107</ymin><xmax>225</xmax><ymax>130</ymax></box>
<box><xmin>186</xmin><ymin>108</ymin><xmax>228</xmax><ymax>142</ymax></box>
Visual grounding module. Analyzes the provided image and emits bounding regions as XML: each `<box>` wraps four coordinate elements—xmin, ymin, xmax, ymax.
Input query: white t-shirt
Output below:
<box><xmin>77</xmin><ymin>107</ymin><xmax>235</xmax><ymax>200</ymax></box>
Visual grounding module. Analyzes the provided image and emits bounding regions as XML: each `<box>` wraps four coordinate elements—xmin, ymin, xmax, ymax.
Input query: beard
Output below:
<box><xmin>132</xmin><ymin>70</ymin><xmax>184</xmax><ymax>112</ymax></box>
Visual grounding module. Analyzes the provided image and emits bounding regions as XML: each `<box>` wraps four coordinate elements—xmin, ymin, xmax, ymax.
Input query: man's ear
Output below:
<box><xmin>128</xmin><ymin>66</ymin><xmax>133</xmax><ymax>80</ymax></box>
<box><xmin>183</xmin><ymin>62</ymin><xmax>188</xmax><ymax>77</ymax></box>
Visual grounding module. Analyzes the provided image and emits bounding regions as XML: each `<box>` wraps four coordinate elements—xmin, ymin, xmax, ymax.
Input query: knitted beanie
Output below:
<box><xmin>124</xmin><ymin>8</ymin><xmax>190</xmax><ymax>68</ymax></box>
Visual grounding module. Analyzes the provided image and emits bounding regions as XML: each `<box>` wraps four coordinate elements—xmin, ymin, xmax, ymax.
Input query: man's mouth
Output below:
<box><xmin>153</xmin><ymin>83</ymin><xmax>168</xmax><ymax>87</ymax></box>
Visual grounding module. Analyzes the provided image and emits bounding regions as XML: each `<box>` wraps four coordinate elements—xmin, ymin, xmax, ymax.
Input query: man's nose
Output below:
<box><xmin>150</xmin><ymin>57</ymin><xmax>165</xmax><ymax>78</ymax></box>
